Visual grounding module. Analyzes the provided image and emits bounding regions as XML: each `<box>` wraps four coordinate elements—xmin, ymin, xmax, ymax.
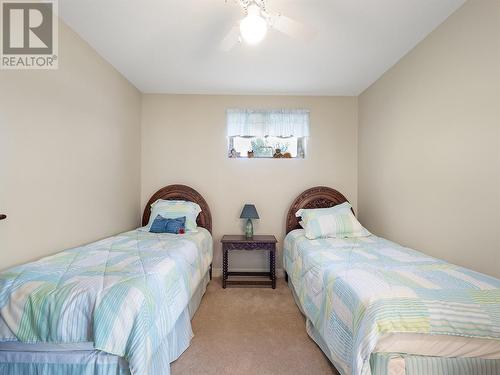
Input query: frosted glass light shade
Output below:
<box><xmin>240</xmin><ymin>6</ymin><xmax>267</xmax><ymax>45</ymax></box>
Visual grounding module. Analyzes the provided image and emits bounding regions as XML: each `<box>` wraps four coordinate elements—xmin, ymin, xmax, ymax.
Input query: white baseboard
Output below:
<box><xmin>212</xmin><ymin>267</ymin><xmax>285</xmax><ymax>278</ymax></box>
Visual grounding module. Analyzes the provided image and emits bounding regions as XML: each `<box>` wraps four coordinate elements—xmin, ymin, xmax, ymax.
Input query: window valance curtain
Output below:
<box><xmin>226</xmin><ymin>109</ymin><xmax>310</xmax><ymax>137</ymax></box>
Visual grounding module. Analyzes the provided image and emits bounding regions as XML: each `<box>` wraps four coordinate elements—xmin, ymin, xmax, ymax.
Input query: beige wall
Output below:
<box><xmin>0</xmin><ymin>21</ymin><xmax>142</xmax><ymax>270</ymax></box>
<box><xmin>3</xmin><ymin>1</ymin><xmax>498</xmax><ymax>280</ymax></box>
<box><xmin>358</xmin><ymin>0</ymin><xmax>500</xmax><ymax>278</ymax></box>
<box><xmin>141</xmin><ymin>95</ymin><xmax>358</xmax><ymax>272</ymax></box>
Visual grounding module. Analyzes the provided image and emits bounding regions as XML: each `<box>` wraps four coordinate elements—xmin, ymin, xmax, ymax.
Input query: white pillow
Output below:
<box><xmin>144</xmin><ymin>200</ymin><xmax>201</xmax><ymax>232</ymax></box>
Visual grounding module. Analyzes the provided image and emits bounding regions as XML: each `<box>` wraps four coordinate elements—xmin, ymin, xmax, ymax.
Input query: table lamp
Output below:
<box><xmin>240</xmin><ymin>204</ymin><xmax>259</xmax><ymax>239</ymax></box>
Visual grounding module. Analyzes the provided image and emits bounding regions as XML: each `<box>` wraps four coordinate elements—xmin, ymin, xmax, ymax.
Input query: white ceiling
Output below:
<box><xmin>60</xmin><ymin>0</ymin><xmax>465</xmax><ymax>95</ymax></box>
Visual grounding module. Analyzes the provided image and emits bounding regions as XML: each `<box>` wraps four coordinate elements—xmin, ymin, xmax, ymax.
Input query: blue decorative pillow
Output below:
<box><xmin>149</xmin><ymin>215</ymin><xmax>186</xmax><ymax>234</ymax></box>
<box><xmin>144</xmin><ymin>200</ymin><xmax>201</xmax><ymax>232</ymax></box>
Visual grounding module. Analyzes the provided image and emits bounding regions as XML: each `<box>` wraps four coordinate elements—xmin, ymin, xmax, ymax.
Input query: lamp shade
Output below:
<box><xmin>240</xmin><ymin>5</ymin><xmax>267</xmax><ymax>45</ymax></box>
<box><xmin>240</xmin><ymin>204</ymin><xmax>259</xmax><ymax>219</ymax></box>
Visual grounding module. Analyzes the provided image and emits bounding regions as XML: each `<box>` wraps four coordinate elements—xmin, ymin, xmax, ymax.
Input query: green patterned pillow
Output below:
<box><xmin>296</xmin><ymin>202</ymin><xmax>370</xmax><ymax>239</ymax></box>
<box><xmin>296</xmin><ymin>202</ymin><xmax>351</xmax><ymax>221</ymax></box>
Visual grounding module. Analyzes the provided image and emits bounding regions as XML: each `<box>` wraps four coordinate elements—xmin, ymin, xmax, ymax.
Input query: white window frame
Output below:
<box><xmin>226</xmin><ymin>109</ymin><xmax>310</xmax><ymax>159</ymax></box>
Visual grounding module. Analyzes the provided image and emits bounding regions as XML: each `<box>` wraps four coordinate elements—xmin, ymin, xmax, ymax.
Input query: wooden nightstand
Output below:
<box><xmin>221</xmin><ymin>235</ymin><xmax>277</xmax><ymax>289</ymax></box>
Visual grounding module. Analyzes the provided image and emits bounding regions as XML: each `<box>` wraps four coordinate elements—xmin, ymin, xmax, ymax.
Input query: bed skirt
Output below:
<box><xmin>370</xmin><ymin>352</ymin><xmax>500</xmax><ymax>375</ymax></box>
<box><xmin>0</xmin><ymin>270</ymin><xmax>211</xmax><ymax>375</ymax></box>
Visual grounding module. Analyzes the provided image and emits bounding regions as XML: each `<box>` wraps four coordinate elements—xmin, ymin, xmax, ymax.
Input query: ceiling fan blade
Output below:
<box><xmin>219</xmin><ymin>24</ymin><xmax>241</xmax><ymax>52</ymax></box>
<box><xmin>269</xmin><ymin>14</ymin><xmax>316</xmax><ymax>41</ymax></box>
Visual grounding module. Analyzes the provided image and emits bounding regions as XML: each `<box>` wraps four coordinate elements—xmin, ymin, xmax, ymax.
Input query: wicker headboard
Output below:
<box><xmin>286</xmin><ymin>186</ymin><xmax>351</xmax><ymax>234</ymax></box>
<box><xmin>142</xmin><ymin>184</ymin><xmax>212</xmax><ymax>233</ymax></box>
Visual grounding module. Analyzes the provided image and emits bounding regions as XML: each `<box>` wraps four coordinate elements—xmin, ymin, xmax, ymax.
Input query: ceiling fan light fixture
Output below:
<box><xmin>239</xmin><ymin>5</ymin><xmax>267</xmax><ymax>45</ymax></box>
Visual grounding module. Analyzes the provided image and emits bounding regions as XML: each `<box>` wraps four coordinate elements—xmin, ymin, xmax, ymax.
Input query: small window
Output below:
<box><xmin>229</xmin><ymin>136</ymin><xmax>305</xmax><ymax>158</ymax></box>
<box><xmin>227</xmin><ymin>109</ymin><xmax>309</xmax><ymax>159</ymax></box>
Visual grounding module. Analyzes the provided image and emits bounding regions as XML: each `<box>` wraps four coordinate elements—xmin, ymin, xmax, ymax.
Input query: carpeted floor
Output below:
<box><xmin>171</xmin><ymin>277</ymin><xmax>338</xmax><ymax>375</ymax></box>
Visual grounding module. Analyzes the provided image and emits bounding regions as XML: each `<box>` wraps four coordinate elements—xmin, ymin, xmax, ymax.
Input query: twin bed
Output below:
<box><xmin>283</xmin><ymin>186</ymin><xmax>500</xmax><ymax>375</ymax></box>
<box><xmin>0</xmin><ymin>185</ymin><xmax>213</xmax><ymax>375</ymax></box>
<box><xmin>0</xmin><ymin>185</ymin><xmax>499</xmax><ymax>375</ymax></box>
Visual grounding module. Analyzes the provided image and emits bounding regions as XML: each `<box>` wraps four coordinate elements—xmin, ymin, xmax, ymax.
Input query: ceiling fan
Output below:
<box><xmin>219</xmin><ymin>0</ymin><xmax>315</xmax><ymax>51</ymax></box>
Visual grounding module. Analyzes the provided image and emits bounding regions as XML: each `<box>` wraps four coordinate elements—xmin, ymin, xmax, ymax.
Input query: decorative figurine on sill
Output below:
<box><xmin>229</xmin><ymin>148</ymin><xmax>239</xmax><ymax>158</ymax></box>
<box><xmin>273</xmin><ymin>148</ymin><xmax>284</xmax><ymax>158</ymax></box>
<box><xmin>283</xmin><ymin>152</ymin><xmax>292</xmax><ymax>158</ymax></box>
<box><xmin>247</xmin><ymin>150</ymin><xmax>254</xmax><ymax>158</ymax></box>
